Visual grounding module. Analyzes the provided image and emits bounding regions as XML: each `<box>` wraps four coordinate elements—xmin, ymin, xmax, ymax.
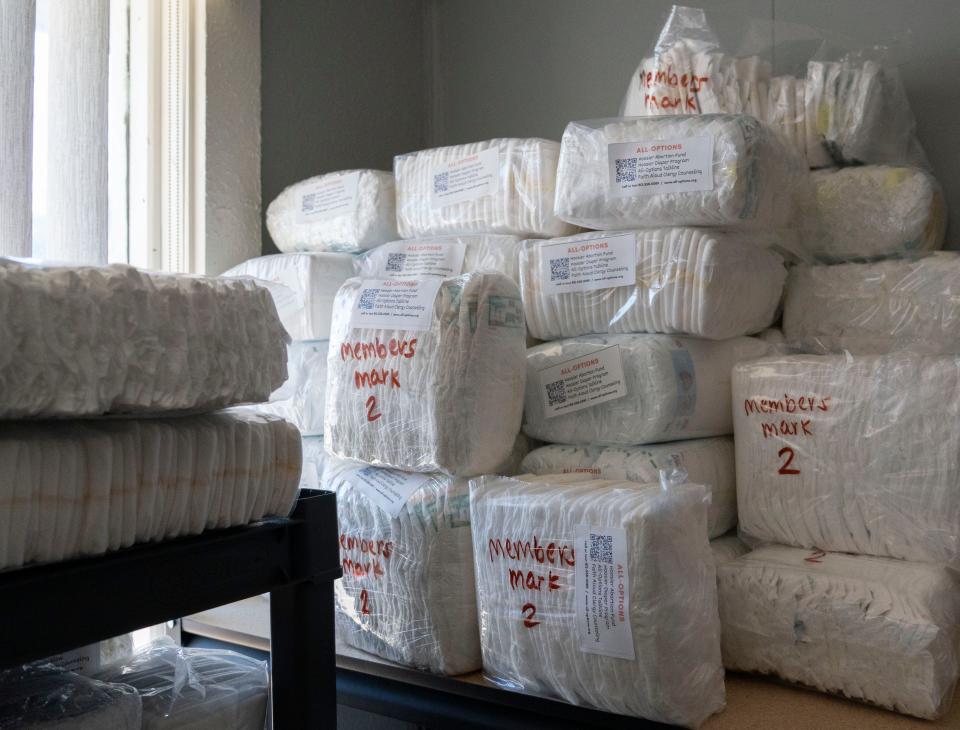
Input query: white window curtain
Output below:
<box><xmin>0</xmin><ymin>0</ymin><xmax>36</xmax><ymax>259</ymax></box>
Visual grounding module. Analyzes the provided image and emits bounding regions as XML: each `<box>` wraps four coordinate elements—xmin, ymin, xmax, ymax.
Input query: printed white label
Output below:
<box><xmin>540</xmin><ymin>345</ymin><xmax>627</xmax><ymax>417</ymax></box>
<box><xmin>375</xmin><ymin>242</ymin><xmax>467</xmax><ymax>278</ymax></box>
<box><xmin>46</xmin><ymin>645</ymin><xmax>100</xmax><ymax>676</ymax></box>
<box><xmin>430</xmin><ymin>147</ymin><xmax>499</xmax><ymax>208</ymax></box>
<box><xmin>349</xmin><ymin>278</ymin><xmax>442</xmax><ymax>332</ymax></box>
<box><xmin>347</xmin><ymin>465</ymin><xmax>431</xmax><ymax>518</ymax></box>
<box><xmin>608</xmin><ymin>136</ymin><xmax>714</xmax><ymax>196</ymax></box>
<box><xmin>297</xmin><ymin>171</ymin><xmax>360</xmax><ymax>223</ymax></box>
<box><xmin>575</xmin><ymin>524</ymin><xmax>635</xmax><ymax>660</ymax></box>
<box><xmin>539</xmin><ymin>232</ymin><xmax>637</xmax><ymax>295</ymax></box>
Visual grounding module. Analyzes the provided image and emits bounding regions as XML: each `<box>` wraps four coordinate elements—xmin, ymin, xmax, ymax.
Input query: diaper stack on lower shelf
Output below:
<box><xmin>0</xmin><ymin>259</ymin><xmax>301</xmax><ymax>570</ymax></box>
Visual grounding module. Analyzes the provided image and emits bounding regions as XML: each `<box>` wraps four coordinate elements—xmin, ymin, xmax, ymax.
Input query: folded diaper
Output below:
<box><xmin>523</xmin><ymin>334</ymin><xmax>770</xmax><ymax>446</ymax></box>
<box><xmin>784</xmin><ymin>253</ymin><xmax>960</xmax><ymax>354</ymax></box>
<box><xmin>0</xmin><ymin>259</ymin><xmax>288</xmax><ymax>418</ymax></box>
<box><xmin>802</xmin><ymin>165</ymin><xmax>946</xmax><ymax>261</ymax></box>
<box><xmin>520</xmin><ymin>437</ymin><xmax>737</xmax><ymax>539</ymax></box>
<box><xmin>222</xmin><ymin>252</ymin><xmax>356</xmax><ymax>340</ymax></box>
<box><xmin>325</xmin><ymin>273</ymin><xmax>527</xmax><ymax>476</ymax></box>
<box><xmin>709</xmin><ymin>533</ymin><xmax>748</xmax><ymax>566</ymax></box>
<box><xmin>734</xmin><ymin>354</ymin><xmax>960</xmax><ymax>564</ymax></box>
<box><xmin>356</xmin><ymin>235</ymin><xmax>524</xmax><ymax>284</ymax></box>
<box><xmin>266</xmin><ymin>169</ymin><xmax>397</xmax><ymax>253</ymax></box>
<box><xmin>0</xmin><ymin>408</ymin><xmax>301</xmax><ymax>571</ymax></box>
<box><xmin>325</xmin><ymin>458</ymin><xmax>481</xmax><ymax>675</ymax></box>
<box><xmin>95</xmin><ymin>640</ymin><xmax>269</xmax><ymax>730</ymax></box>
<box><xmin>394</xmin><ymin>139</ymin><xmax>577</xmax><ymax>238</ymax></box>
<box><xmin>0</xmin><ymin>664</ymin><xmax>141</xmax><ymax>729</ymax></box>
<box><xmin>520</xmin><ymin>228</ymin><xmax>786</xmax><ymax>340</ymax></box>
<box><xmin>470</xmin><ymin>473</ymin><xmax>724</xmax><ymax>727</ymax></box>
<box><xmin>554</xmin><ymin>115</ymin><xmax>801</xmax><ymax>230</ymax></box>
<box><xmin>719</xmin><ymin>546</ymin><xmax>960</xmax><ymax>719</ymax></box>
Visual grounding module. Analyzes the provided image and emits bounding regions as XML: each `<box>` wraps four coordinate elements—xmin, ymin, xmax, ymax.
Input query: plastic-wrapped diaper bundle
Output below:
<box><xmin>0</xmin><ymin>664</ymin><xmax>141</xmax><ymax>729</ymax></box>
<box><xmin>520</xmin><ymin>437</ymin><xmax>737</xmax><ymax>539</ymax></box>
<box><xmin>394</xmin><ymin>139</ymin><xmax>577</xmax><ymax>239</ymax></box>
<box><xmin>0</xmin><ymin>408</ymin><xmax>302</xmax><ymax>572</ymax></box>
<box><xmin>523</xmin><ymin>334</ymin><xmax>770</xmax><ymax>446</ymax></box>
<box><xmin>325</xmin><ymin>459</ymin><xmax>481</xmax><ymax>675</ymax></box>
<box><xmin>356</xmin><ymin>235</ymin><xmax>524</xmax><ymax>284</ymax></box>
<box><xmin>222</xmin><ymin>252</ymin><xmax>356</xmax><ymax>340</ymax></box>
<box><xmin>266</xmin><ymin>169</ymin><xmax>397</xmax><ymax>253</ymax></box>
<box><xmin>299</xmin><ymin>436</ymin><xmax>328</xmax><ymax>489</ymax></box>
<box><xmin>520</xmin><ymin>229</ymin><xmax>786</xmax><ymax>340</ymax></box>
<box><xmin>554</xmin><ymin>115</ymin><xmax>801</xmax><ymax>230</ymax></box>
<box><xmin>733</xmin><ymin>354</ymin><xmax>960</xmax><ymax>565</ymax></box>
<box><xmin>470</xmin><ymin>473</ymin><xmax>724</xmax><ymax>727</ymax></box>
<box><xmin>95</xmin><ymin>639</ymin><xmax>269</xmax><ymax>730</ymax></box>
<box><xmin>783</xmin><ymin>253</ymin><xmax>960</xmax><ymax>354</ymax></box>
<box><xmin>801</xmin><ymin>165</ymin><xmax>946</xmax><ymax>262</ymax></box>
<box><xmin>255</xmin><ymin>339</ymin><xmax>330</xmax><ymax>436</ymax></box>
<box><xmin>0</xmin><ymin>259</ymin><xmax>288</xmax><ymax>418</ymax></box>
<box><xmin>709</xmin><ymin>533</ymin><xmax>748</xmax><ymax>566</ymax></box>
<box><xmin>719</xmin><ymin>546</ymin><xmax>960</xmax><ymax>719</ymax></box>
<box><xmin>325</xmin><ymin>273</ymin><xmax>527</xmax><ymax>476</ymax></box>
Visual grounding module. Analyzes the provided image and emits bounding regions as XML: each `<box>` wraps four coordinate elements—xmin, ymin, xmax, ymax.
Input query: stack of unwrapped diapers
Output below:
<box><xmin>520</xmin><ymin>229</ymin><xmax>786</xmax><ymax>340</ymax></box>
<box><xmin>0</xmin><ymin>259</ymin><xmax>288</xmax><ymax>417</ymax></box>
<box><xmin>0</xmin><ymin>409</ymin><xmax>301</xmax><ymax>571</ymax></box>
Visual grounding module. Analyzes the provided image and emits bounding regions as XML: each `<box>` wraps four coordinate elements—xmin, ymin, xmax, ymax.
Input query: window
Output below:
<box><xmin>2</xmin><ymin>0</ymin><xmax>261</xmax><ymax>274</ymax></box>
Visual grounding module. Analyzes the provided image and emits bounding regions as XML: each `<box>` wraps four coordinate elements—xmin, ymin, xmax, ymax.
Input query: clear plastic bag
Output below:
<box><xmin>718</xmin><ymin>545</ymin><xmax>960</xmax><ymax>719</ymax></box>
<box><xmin>620</xmin><ymin>5</ymin><xmax>928</xmax><ymax>169</ymax></box>
<box><xmin>519</xmin><ymin>228</ymin><xmax>786</xmax><ymax>341</ymax></box>
<box><xmin>324</xmin><ymin>272</ymin><xmax>527</xmax><ymax>476</ymax></box>
<box><xmin>799</xmin><ymin>165</ymin><xmax>946</xmax><ymax>262</ymax></box>
<box><xmin>783</xmin><ymin>252</ymin><xmax>960</xmax><ymax>355</ymax></box>
<box><xmin>0</xmin><ymin>259</ymin><xmax>289</xmax><ymax>418</ymax></box>
<box><xmin>94</xmin><ymin>638</ymin><xmax>269</xmax><ymax>730</ymax></box>
<box><xmin>222</xmin><ymin>252</ymin><xmax>356</xmax><ymax>340</ymax></box>
<box><xmin>0</xmin><ymin>664</ymin><xmax>142</xmax><ymax>729</ymax></box>
<box><xmin>554</xmin><ymin>114</ymin><xmax>804</xmax><ymax>230</ymax></box>
<box><xmin>0</xmin><ymin>409</ymin><xmax>302</xmax><ymax>572</ymax></box>
<box><xmin>355</xmin><ymin>234</ymin><xmax>524</xmax><ymax>284</ymax></box>
<box><xmin>394</xmin><ymin>139</ymin><xmax>578</xmax><ymax>239</ymax></box>
<box><xmin>520</xmin><ymin>437</ymin><xmax>737</xmax><ymax>539</ymax></box>
<box><xmin>733</xmin><ymin>353</ymin><xmax>960</xmax><ymax>565</ymax></box>
<box><xmin>470</xmin><ymin>473</ymin><xmax>724</xmax><ymax>727</ymax></box>
<box><xmin>266</xmin><ymin>169</ymin><xmax>397</xmax><ymax>253</ymax></box>
<box><xmin>523</xmin><ymin>333</ymin><xmax>771</xmax><ymax>446</ymax></box>
<box><xmin>254</xmin><ymin>339</ymin><xmax>329</xmax><ymax>436</ymax></box>
<box><xmin>324</xmin><ymin>459</ymin><xmax>481</xmax><ymax>675</ymax></box>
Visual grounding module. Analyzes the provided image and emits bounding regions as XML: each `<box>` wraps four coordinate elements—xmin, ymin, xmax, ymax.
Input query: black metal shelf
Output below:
<box><xmin>0</xmin><ymin>488</ymin><xmax>341</xmax><ymax>730</ymax></box>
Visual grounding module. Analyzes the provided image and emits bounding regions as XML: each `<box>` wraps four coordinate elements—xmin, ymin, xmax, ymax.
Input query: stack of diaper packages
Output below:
<box><xmin>722</xmin><ymin>351</ymin><xmax>960</xmax><ymax>718</ymax></box>
<box><xmin>321</xmin><ymin>269</ymin><xmax>528</xmax><ymax>675</ymax></box>
<box><xmin>0</xmin><ymin>259</ymin><xmax>302</xmax><ymax>573</ymax></box>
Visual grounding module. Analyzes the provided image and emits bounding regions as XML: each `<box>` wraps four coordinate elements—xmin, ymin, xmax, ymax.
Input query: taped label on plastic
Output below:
<box><xmin>348</xmin><ymin>465</ymin><xmax>431</xmax><ymax>519</ymax></box>
<box><xmin>575</xmin><ymin>524</ymin><xmax>635</xmax><ymax>660</ymax></box>
<box><xmin>539</xmin><ymin>232</ymin><xmax>637</xmax><ymax>295</ymax></box>
<box><xmin>297</xmin><ymin>171</ymin><xmax>360</xmax><ymax>222</ymax></box>
<box><xmin>350</xmin><ymin>278</ymin><xmax>442</xmax><ymax>332</ymax></box>
<box><xmin>374</xmin><ymin>242</ymin><xmax>467</xmax><ymax>278</ymax></box>
<box><xmin>430</xmin><ymin>148</ymin><xmax>499</xmax><ymax>208</ymax></box>
<box><xmin>539</xmin><ymin>345</ymin><xmax>627</xmax><ymax>417</ymax></box>
<box><xmin>607</xmin><ymin>136</ymin><xmax>714</xmax><ymax>196</ymax></box>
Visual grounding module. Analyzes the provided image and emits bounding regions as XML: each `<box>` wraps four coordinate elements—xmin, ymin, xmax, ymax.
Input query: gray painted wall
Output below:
<box><xmin>260</xmin><ymin>0</ymin><xmax>428</xmax><ymax>254</ymax></box>
<box><xmin>427</xmin><ymin>0</ymin><xmax>959</xmax><ymax>242</ymax></box>
<box><xmin>262</xmin><ymin>1</ymin><xmax>960</xmax><ymax>250</ymax></box>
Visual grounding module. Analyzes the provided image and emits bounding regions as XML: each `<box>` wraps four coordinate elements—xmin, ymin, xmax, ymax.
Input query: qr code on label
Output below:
<box><xmin>589</xmin><ymin>533</ymin><xmax>613</xmax><ymax>564</ymax></box>
<box><xmin>301</xmin><ymin>192</ymin><xmax>317</xmax><ymax>213</ymax></box>
<box><xmin>615</xmin><ymin>157</ymin><xmax>637</xmax><ymax>183</ymax></box>
<box><xmin>545</xmin><ymin>379</ymin><xmax>566</xmax><ymax>406</ymax></box>
<box><xmin>385</xmin><ymin>253</ymin><xmax>407</xmax><ymax>273</ymax></box>
<box><xmin>433</xmin><ymin>172</ymin><xmax>449</xmax><ymax>193</ymax></box>
<box><xmin>549</xmin><ymin>257</ymin><xmax>570</xmax><ymax>282</ymax></box>
<box><xmin>358</xmin><ymin>288</ymin><xmax>379</xmax><ymax>311</ymax></box>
